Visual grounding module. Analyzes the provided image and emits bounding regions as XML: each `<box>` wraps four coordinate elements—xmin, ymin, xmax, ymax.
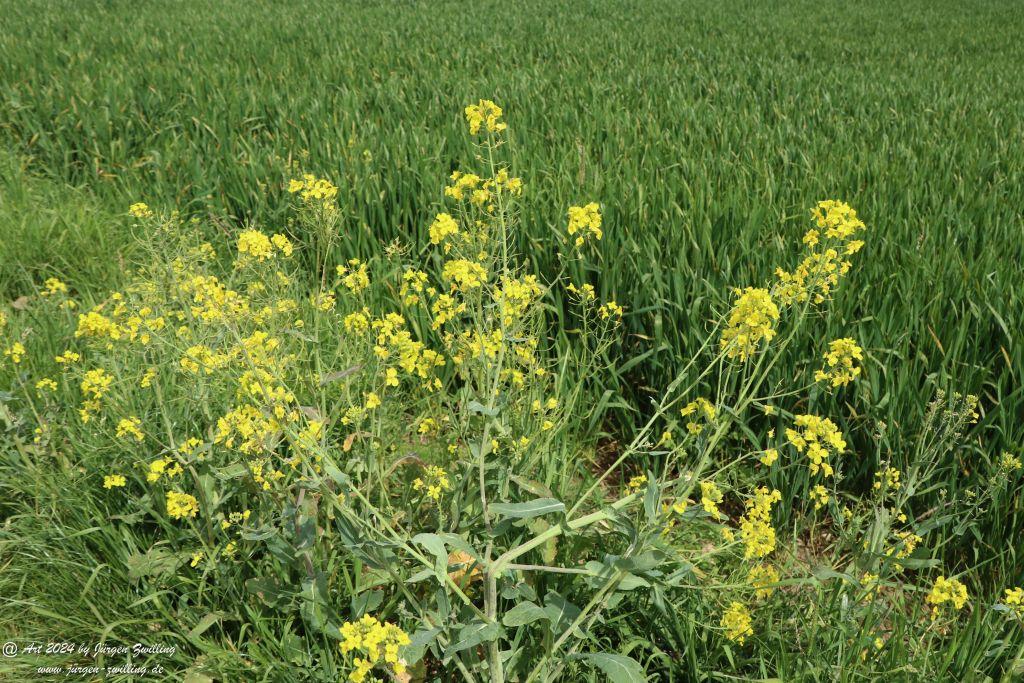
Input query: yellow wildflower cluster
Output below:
<box><xmin>739</xmin><ymin>487</ymin><xmax>781</xmax><ymax>559</ymax></box>
<box><xmin>337</xmin><ymin>259</ymin><xmax>370</xmax><ymax>293</ymax></box>
<box><xmin>810</xmin><ymin>484</ymin><xmax>829</xmax><ymax>510</ymax></box>
<box><xmin>566</xmin><ymin>203</ymin><xmax>602</xmax><ymax>247</ymax></box>
<box><xmin>237</xmin><ymin>229</ymin><xmax>293</xmax><ymax>263</ymax></box>
<box><xmin>566</xmin><ymin>281</ymin><xmax>596</xmax><ymax>303</ymax></box>
<box><xmin>3</xmin><ymin>342</ymin><xmax>25</xmax><ymax>364</ymax></box>
<box><xmin>429</xmin><ymin>212</ymin><xmax>460</xmax><ymax>250</ymax></box>
<box><xmin>925</xmin><ymin>575</ymin><xmax>968</xmax><ymax>619</ymax></box>
<box><xmin>1003</xmin><ymin>587</ymin><xmax>1024</xmax><ymax>618</ymax></box>
<box><xmin>627</xmin><ymin>474</ymin><xmax>648</xmax><ymax>492</ymax></box>
<box><xmin>496</xmin><ymin>275</ymin><xmax>542</xmax><ymax>326</ymax></box>
<box><xmin>166</xmin><ymin>491</ymin><xmax>199</xmax><ymax>520</ymax></box>
<box><xmin>748</xmin><ymin>564</ymin><xmax>779</xmax><ymax>600</ymax></box>
<box><xmin>775</xmin><ymin>200</ymin><xmax>866</xmax><ymax>307</ymax></box>
<box><xmin>720</xmin><ymin>287</ymin><xmax>779</xmax><ymax>362</ymax></box>
<box><xmin>79</xmin><ymin>368</ymin><xmax>114</xmax><ymax>422</ymax></box>
<box><xmin>367</xmin><ymin>313</ymin><xmax>444</xmax><ymax>392</ymax></box>
<box><xmin>338</xmin><ymin>614</ymin><xmax>410</xmax><ymax>682</ymax></box>
<box><xmin>873</xmin><ymin>467</ymin><xmax>901</xmax><ymax>492</ymax></box>
<box><xmin>103</xmin><ymin>474</ymin><xmax>127</xmax><ymax>489</ymax></box>
<box><xmin>287</xmin><ymin>173</ymin><xmax>338</xmax><ymax>203</ymax></box>
<box><xmin>115</xmin><ymin>416</ymin><xmax>145</xmax><ymax>442</ymax></box>
<box><xmin>413</xmin><ymin>465</ymin><xmax>451</xmax><ymax>501</ymax></box>
<box><xmin>146</xmin><ymin>457</ymin><xmax>183</xmax><ymax>483</ymax></box>
<box><xmin>442</xmin><ymin>259</ymin><xmax>488</xmax><ymax>291</ymax></box>
<box><xmin>815</xmin><ymin>337</ymin><xmax>863</xmax><ymax>387</ymax></box>
<box><xmin>41</xmin><ymin>277</ymin><xmax>68</xmax><ymax>297</ymax></box>
<box><xmin>786</xmin><ymin>414</ymin><xmax>845</xmax><ymax>478</ymax></box>
<box><xmin>36</xmin><ymin>378</ymin><xmax>58</xmax><ymax>392</ymax></box>
<box><xmin>680</xmin><ymin>397</ymin><xmax>716</xmax><ymax>435</ymax></box>
<box><xmin>998</xmin><ymin>451</ymin><xmax>1022</xmax><ymax>472</ymax></box>
<box><xmin>887</xmin><ymin>529</ymin><xmax>922</xmax><ymax>562</ymax></box>
<box><xmin>55</xmin><ymin>349</ymin><xmax>81</xmax><ymax>365</ymax></box>
<box><xmin>700</xmin><ymin>480</ymin><xmax>724</xmax><ymax>517</ymax></box>
<box><xmin>128</xmin><ymin>202</ymin><xmax>153</xmax><ymax>218</ymax></box>
<box><xmin>464</xmin><ymin>99</ymin><xmax>506</xmax><ymax>135</ymax></box>
<box><xmin>721</xmin><ymin>602</ymin><xmax>753</xmax><ymax>644</ymax></box>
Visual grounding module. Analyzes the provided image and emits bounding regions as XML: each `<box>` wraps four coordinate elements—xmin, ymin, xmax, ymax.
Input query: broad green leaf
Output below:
<box><xmin>445</xmin><ymin>621</ymin><xmax>502</xmax><ymax>656</ymax></box>
<box><xmin>572</xmin><ymin>652</ymin><xmax>647</xmax><ymax>682</ymax></box>
<box><xmin>502</xmin><ymin>600</ymin><xmax>549</xmax><ymax>627</ymax></box>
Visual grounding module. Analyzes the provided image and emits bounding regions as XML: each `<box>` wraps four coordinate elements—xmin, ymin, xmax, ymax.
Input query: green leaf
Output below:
<box><xmin>125</xmin><ymin>547</ymin><xmax>182</xmax><ymax>581</ymax></box>
<box><xmin>543</xmin><ymin>591</ymin><xmax>582</xmax><ymax>636</ymax></box>
<box><xmin>509</xmin><ymin>475</ymin><xmax>554</xmax><ymax>498</ymax></box>
<box><xmin>245</xmin><ymin>576</ymin><xmax>287</xmax><ymax>608</ymax></box>
<box><xmin>403</xmin><ymin>626</ymin><xmax>441</xmax><ymax>665</ymax></box>
<box><xmin>572</xmin><ymin>652</ymin><xmax>647</xmax><ymax>682</ymax></box>
<box><xmin>467</xmin><ymin>400</ymin><xmax>500</xmax><ymax>416</ymax></box>
<box><xmin>445</xmin><ymin>620</ymin><xmax>503</xmax><ymax>656</ymax></box>
<box><xmin>490</xmin><ymin>498</ymin><xmax>565</xmax><ymax>520</ymax></box>
<box><xmin>502</xmin><ymin>600</ymin><xmax>549</xmax><ymax>627</ymax></box>
<box><xmin>214</xmin><ymin>463</ymin><xmax>249</xmax><ymax>480</ymax></box>
<box><xmin>412</xmin><ymin>533</ymin><xmax>449</xmax><ymax>582</ymax></box>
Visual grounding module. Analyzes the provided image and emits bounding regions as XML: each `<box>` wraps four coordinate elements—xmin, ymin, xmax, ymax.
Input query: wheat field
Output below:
<box><xmin>0</xmin><ymin>1</ymin><xmax>1022</xmax><ymax>681</ymax></box>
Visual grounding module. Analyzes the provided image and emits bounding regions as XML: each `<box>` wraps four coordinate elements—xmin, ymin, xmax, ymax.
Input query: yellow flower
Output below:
<box><xmin>721</xmin><ymin>602</ymin><xmax>753</xmax><ymax>644</ymax></box>
<box><xmin>748</xmin><ymin>564</ymin><xmax>780</xmax><ymax>599</ymax></box>
<box><xmin>1003</xmin><ymin>587</ymin><xmax>1024</xmax><ymax>617</ymax></box>
<box><xmin>759</xmin><ymin>448</ymin><xmax>778</xmax><ymax>466</ymax></box>
<box><xmin>998</xmin><ymin>451</ymin><xmax>1022</xmax><ymax>472</ymax></box>
<box><xmin>700</xmin><ymin>481</ymin><xmax>723</xmax><ymax>517</ymax></box>
<box><xmin>810</xmin><ymin>484</ymin><xmax>830</xmax><ymax>510</ymax></box>
<box><xmin>720</xmin><ymin>287</ymin><xmax>779</xmax><ymax>362</ymax></box>
<box><xmin>103</xmin><ymin>474</ymin><xmax>126</xmax><ymax>489</ymax></box>
<box><xmin>338</xmin><ymin>259</ymin><xmax>371</xmax><ymax>293</ymax></box>
<box><xmin>429</xmin><ymin>213</ymin><xmax>460</xmax><ymax>248</ymax></box>
<box><xmin>237</xmin><ymin>229</ymin><xmax>274</xmax><ymax>261</ymax></box>
<box><xmin>464</xmin><ymin>99</ymin><xmax>506</xmax><ymax>135</ymax></box>
<box><xmin>814</xmin><ymin>337</ymin><xmax>863</xmax><ymax>387</ymax></box>
<box><xmin>166</xmin><ymin>491</ymin><xmax>199</xmax><ymax>520</ymax></box>
<box><xmin>873</xmin><ymin>467</ymin><xmax>901</xmax><ymax>492</ymax></box>
<box><xmin>128</xmin><ymin>202</ymin><xmax>153</xmax><ymax>218</ymax></box>
<box><xmin>627</xmin><ymin>474</ymin><xmax>648</xmax><ymax>492</ymax></box>
<box><xmin>116</xmin><ymin>416</ymin><xmax>145</xmax><ymax>442</ymax></box>
<box><xmin>926</xmin><ymin>575</ymin><xmax>968</xmax><ymax>619</ymax></box>
<box><xmin>413</xmin><ymin>465</ymin><xmax>451</xmax><ymax>502</ymax></box>
<box><xmin>35</xmin><ymin>378</ymin><xmax>58</xmax><ymax>392</ymax></box>
<box><xmin>786</xmin><ymin>414</ymin><xmax>845</xmax><ymax>478</ymax></box>
<box><xmin>288</xmin><ymin>174</ymin><xmax>338</xmax><ymax>203</ymax></box>
<box><xmin>598</xmin><ymin>300</ymin><xmax>624</xmax><ymax>320</ymax></box>
<box><xmin>442</xmin><ymin>259</ymin><xmax>488</xmax><ymax>290</ymax></box>
<box><xmin>339</xmin><ymin>614</ymin><xmax>410</xmax><ymax>682</ymax></box>
<box><xmin>140</xmin><ymin>366</ymin><xmax>158</xmax><ymax>388</ymax></box>
<box><xmin>567</xmin><ymin>203</ymin><xmax>602</xmax><ymax>247</ymax></box>
<box><xmin>3</xmin><ymin>342</ymin><xmax>25</xmax><ymax>364</ymax></box>
<box><xmin>860</xmin><ymin>572</ymin><xmax>880</xmax><ymax>601</ymax></box>
<box><xmin>739</xmin><ymin>487</ymin><xmax>781</xmax><ymax>559</ymax></box>
<box><xmin>41</xmin><ymin>277</ymin><xmax>68</xmax><ymax>297</ymax></box>
<box><xmin>146</xmin><ymin>457</ymin><xmax>183</xmax><ymax>483</ymax></box>
<box><xmin>271</xmin><ymin>233</ymin><xmax>294</xmax><ymax>256</ymax></box>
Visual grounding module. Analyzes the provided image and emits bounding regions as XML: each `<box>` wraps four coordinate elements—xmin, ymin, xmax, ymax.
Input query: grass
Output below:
<box><xmin>0</xmin><ymin>0</ymin><xmax>1022</xmax><ymax>680</ymax></box>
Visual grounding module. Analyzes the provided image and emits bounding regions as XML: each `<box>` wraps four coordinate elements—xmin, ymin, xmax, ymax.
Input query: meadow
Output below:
<box><xmin>1</xmin><ymin>0</ymin><xmax>1022</xmax><ymax>681</ymax></box>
